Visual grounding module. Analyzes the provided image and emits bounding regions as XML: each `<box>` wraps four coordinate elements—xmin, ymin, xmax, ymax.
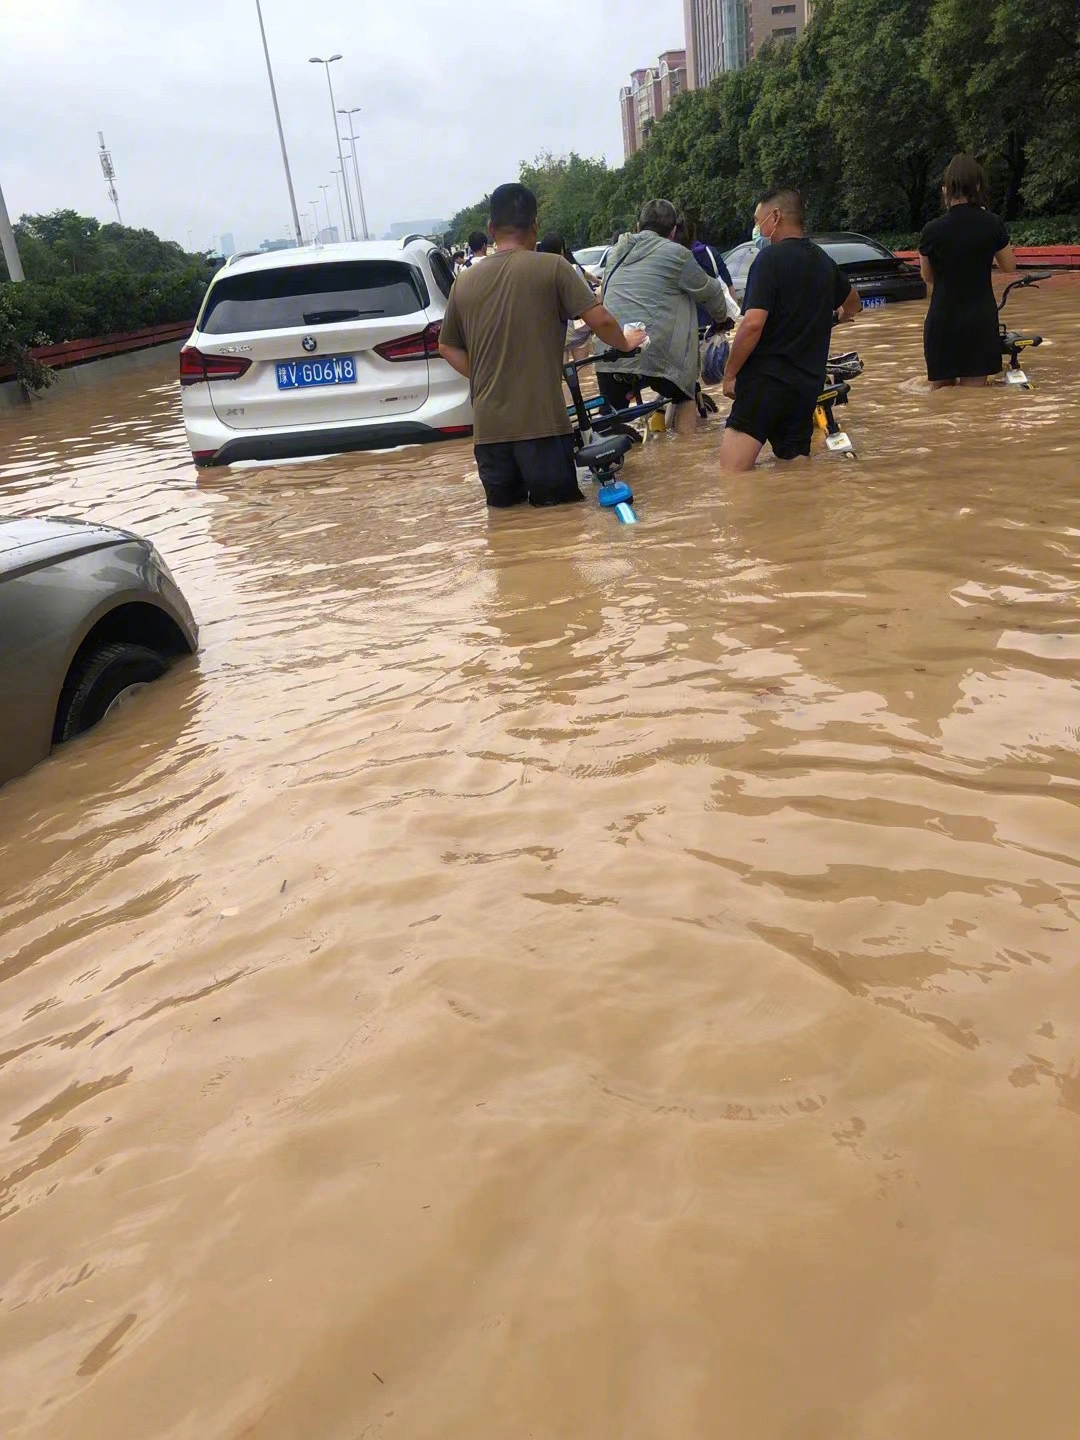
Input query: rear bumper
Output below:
<box><xmin>852</xmin><ymin>276</ymin><xmax>927</xmax><ymax>303</ymax></box>
<box><xmin>193</xmin><ymin>421</ymin><xmax>473</xmax><ymax>467</ymax></box>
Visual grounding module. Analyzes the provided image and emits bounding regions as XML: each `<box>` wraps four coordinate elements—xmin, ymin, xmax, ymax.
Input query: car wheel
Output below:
<box><xmin>58</xmin><ymin>642</ymin><xmax>168</xmax><ymax>743</ymax></box>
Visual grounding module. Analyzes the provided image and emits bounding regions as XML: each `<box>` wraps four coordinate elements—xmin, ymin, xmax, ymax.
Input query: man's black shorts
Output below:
<box><xmin>474</xmin><ymin>434</ymin><xmax>584</xmax><ymax>508</ymax></box>
<box><xmin>726</xmin><ymin>373</ymin><xmax>820</xmax><ymax>460</ymax></box>
<box><xmin>597</xmin><ymin>371</ymin><xmax>694</xmax><ymax>412</ymax></box>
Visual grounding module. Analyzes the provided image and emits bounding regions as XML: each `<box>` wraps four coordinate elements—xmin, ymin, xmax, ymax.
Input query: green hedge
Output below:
<box><xmin>0</xmin><ymin>263</ymin><xmax>211</xmax><ymax>349</ymax></box>
<box><xmin>877</xmin><ymin>217</ymin><xmax>1080</xmax><ymax>252</ymax></box>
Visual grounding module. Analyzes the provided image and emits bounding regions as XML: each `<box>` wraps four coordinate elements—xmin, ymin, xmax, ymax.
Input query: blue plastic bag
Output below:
<box><xmin>701</xmin><ymin>329</ymin><xmax>730</xmax><ymax>387</ymax></box>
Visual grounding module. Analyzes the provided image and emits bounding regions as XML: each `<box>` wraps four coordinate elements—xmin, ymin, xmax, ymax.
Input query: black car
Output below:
<box><xmin>813</xmin><ymin>232</ymin><xmax>927</xmax><ymax>305</ymax></box>
<box><xmin>724</xmin><ymin>231</ymin><xmax>927</xmax><ymax>305</ymax></box>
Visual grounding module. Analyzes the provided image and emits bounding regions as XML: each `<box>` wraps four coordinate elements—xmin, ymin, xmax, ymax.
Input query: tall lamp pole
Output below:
<box><xmin>332</xmin><ymin>167</ymin><xmax>348</xmax><ymax>241</ymax></box>
<box><xmin>318</xmin><ymin>184</ymin><xmax>333</xmax><ymax>241</ymax></box>
<box><xmin>337</xmin><ymin>106</ymin><xmax>370</xmax><ymax>240</ymax></box>
<box><xmin>0</xmin><ymin>176</ymin><xmax>24</xmax><ymax>282</ymax></box>
<box><xmin>254</xmin><ymin>0</ymin><xmax>302</xmax><ymax>246</ymax></box>
<box><xmin>309</xmin><ymin>55</ymin><xmax>356</xmax><ymax>240</ymax></box>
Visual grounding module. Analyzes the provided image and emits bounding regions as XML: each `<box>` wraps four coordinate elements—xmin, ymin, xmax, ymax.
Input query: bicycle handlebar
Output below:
<box><xmin>566</xmin><ymin>345</ymin><xmax>643</xmax><ymax>371</ymax></box>
<box><xmin>998</xmin><ymin>270</ymin><xmax>1053</xmax><ymax>312</ymax></box>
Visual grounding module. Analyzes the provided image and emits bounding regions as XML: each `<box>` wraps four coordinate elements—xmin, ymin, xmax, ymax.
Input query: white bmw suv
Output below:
<box><xmin>180</xmin><ymin>237</ymin><xmax>472</xmax><ymax>466</ymax></box>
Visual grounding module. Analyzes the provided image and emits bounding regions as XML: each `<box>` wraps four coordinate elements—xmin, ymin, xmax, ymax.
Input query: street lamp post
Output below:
<box><xmin>332</xmin><ymin>168</ymin><xmax>348</xmax><ymax>241</ymax></box>
<box><xmin>337</xmin><ymin>106</ymin><xmax>370</xmax><ymax>240</ymax></box>
<box><xmin>308</xmin><ymin>202</ymin><xmax>319</xmax><ymax>245</ymax></box>
<box><xmin>254</xmin><ymin>0</ymin><xmax>302</xmax><ymax>246</ymax></box>
<box><xmin>318</xmin><ymin>185</ymin><xmax>333</xmax><ymax>241</ymax></box>
<box><xmin>309</xmin><ymin>55</ymin><xmax>356</xmax><ymax>241</ymax></box>
<box><xmin>0</xmin><ymin>176</ymin><xmax>25</xmax><ymax>282</ymax></box>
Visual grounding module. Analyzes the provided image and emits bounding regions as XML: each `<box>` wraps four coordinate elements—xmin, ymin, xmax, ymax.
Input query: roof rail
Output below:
<box><xmin>399</xmin><ymin>233</ymin><xmax>431</xmax><ymax>248</ymax></box>
<box><xmin>225</xmin><ymin>250</ymin><xmax>260</xmax><ymax>267</ymax></box>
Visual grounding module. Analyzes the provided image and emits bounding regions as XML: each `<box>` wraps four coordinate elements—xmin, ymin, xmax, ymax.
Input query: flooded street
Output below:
<box><xmin>2</xmin><ymin>282</ymin><xmax>1080</xmax><ymax>1439</ymax></box>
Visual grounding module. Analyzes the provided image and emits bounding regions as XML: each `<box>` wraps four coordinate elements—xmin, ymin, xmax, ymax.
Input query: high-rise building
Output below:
<box><xmin>683</xmin><ymin>0</ymin><xmax>808</xmax><ymax>87</ymax></box>
<box><xmin>219</xmin><ymin>232</ymin><xmax>235</xmax><ymax>257</ymax></box>
<box><xmin>619</xmin><ymin>49</ymin><xmax>687</xmax><ymax>160</ymax></box>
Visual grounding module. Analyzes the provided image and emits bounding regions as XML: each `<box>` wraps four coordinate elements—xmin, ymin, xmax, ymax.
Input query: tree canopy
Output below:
<box><xmin>1</xmin><ymin>210</ymin><xmax>201</xmax><ymax>284</ymax></box>
<box><xmin>449</xmin><ymin>0</ymin><xmax>1080</xmax><ymax>250</ymax></box>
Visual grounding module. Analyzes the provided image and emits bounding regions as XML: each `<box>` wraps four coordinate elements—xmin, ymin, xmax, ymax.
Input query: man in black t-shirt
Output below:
<box><xmin>720</xmin><ymin>188</ymin><xmax>861</xmax><ymax>472</ymax></box>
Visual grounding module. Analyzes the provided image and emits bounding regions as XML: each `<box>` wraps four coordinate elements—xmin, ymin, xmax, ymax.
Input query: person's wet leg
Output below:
<box><xmin>516</xmin><ymin>435</ymin><xmax>585</xmax><ymax>507</ymax></box>
<box><xmin>475</xmin><ymin>443</ymin><xmax>528</xmax><ymax>508</ymax></box>
<box><xmin>718</xmin><ymin>426</ymin><xmax>764</xmax><ymax>472</ymax></box>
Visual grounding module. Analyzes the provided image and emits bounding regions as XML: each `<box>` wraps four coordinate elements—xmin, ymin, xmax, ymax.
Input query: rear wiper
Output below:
<box><xmin>301</xmin><ymin>308</ymin><xmax>384</xmax><ymax>324</ymax></box>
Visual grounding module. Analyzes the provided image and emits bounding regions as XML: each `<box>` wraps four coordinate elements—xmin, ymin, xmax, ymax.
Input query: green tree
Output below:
<box><xmin>448</xmin><ymin>196</ymin><xmax>490</xmax><ymax>246</ymax></box>
<box><xmin>743</xmin><ymin>33</ymin><xmax>841</xmax><ymax>232</ymax></box>
<box><xmin>18</xmin><ymin>210</ymin><xmax>102</xmax><ymax>275</ymax></box>
<box><xmin>97</xmin><ymin>223</ymin><xmax>191</xmax><ymax>273</ymax></box>
<box><xmin>821</xmin><ymin>0</ymin><xmax>953</xmax><ymax>229</ymax></box>
<box><xmin>440</xmin><ymin>0</ymin><xmax>1080</xmax><ymax>251</ymax></box>
<box><xmin>924</xmin><ymin>0</ymin><xmax>1080</xmax><ymax>219</ymax></box>
<box><xmin>521</xmin><ymin>152</ymin><xmax>613</xmax><ymax>246</ymax></box>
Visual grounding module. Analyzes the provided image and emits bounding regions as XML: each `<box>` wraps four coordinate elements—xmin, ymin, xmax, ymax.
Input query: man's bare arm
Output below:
<box><xmin>838</xmin><ymin>286</ymin><xmax>862</xmax><ymax>320</ymax></box>
<box><xmin>724</xmin><ymin>308</ymin><xmax>768</xmax><ymax>383</ymax></box>
<box><xmin>438</xmin><ymin>342</ymin><xmax>470</xmax><ymax>378</ymax></box>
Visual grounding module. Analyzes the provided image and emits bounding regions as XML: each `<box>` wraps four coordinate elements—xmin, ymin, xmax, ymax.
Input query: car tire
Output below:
<box><xmin>58</xmin><ymin>642</ymin><xmax>168</xmax><ymax>743</ymax></box>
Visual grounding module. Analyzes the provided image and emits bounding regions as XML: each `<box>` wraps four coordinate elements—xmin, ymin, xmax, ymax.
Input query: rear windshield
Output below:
<box><xmin>821</xmin><ymin>241</ymin><xmax>892</xmax><ymax>265</ymax></box>
<box><xmin>574</xmin><ymin>248</ymin><xmax>607</xmax><ymax>266</ymax></box>
<box><xmin>199</xmin><ymin>260</ymin><xmax>429</xmax><ymax>335</ymax></box>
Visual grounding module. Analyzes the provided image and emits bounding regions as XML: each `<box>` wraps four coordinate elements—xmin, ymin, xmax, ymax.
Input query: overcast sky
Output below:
<box><xmin>1</xmin><ymin>0</ymin><xmax>684</xmax><ymax>250</ymax></box>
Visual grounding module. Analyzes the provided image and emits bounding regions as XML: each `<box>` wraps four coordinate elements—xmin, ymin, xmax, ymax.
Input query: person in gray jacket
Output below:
<box><xmin>595</xmin><ymin>199</ymin><xmax>740</xmax><ymax>434</ymax></box>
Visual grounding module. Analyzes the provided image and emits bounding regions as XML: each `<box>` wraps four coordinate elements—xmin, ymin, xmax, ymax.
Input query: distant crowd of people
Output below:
<box><xmin>440</xmin><ymin>153</ymin><xmax>1016</xmax><ymax>506</ymax></box>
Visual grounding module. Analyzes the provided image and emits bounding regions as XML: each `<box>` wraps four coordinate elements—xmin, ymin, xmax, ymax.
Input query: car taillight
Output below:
<box><xmin>375</xmin><ymin>321</ymin><xmax>442</xmax><ymax>362</ymax></box>
<box><xmin>180</xmin><ymin>346</ymin><xmax>252</xmax><ymax>385</ymax></box>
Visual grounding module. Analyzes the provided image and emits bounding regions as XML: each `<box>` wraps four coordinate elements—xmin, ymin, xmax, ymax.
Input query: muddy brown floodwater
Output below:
<box><xmin>2</xmin><ymin>282</ymin><xmax>1080</xmax><ymax>1440</ymax></box>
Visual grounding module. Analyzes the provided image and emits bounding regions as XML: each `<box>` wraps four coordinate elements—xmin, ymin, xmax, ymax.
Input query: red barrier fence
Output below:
<box><xmin>0</xmin><ymin>319</ymin><xmax>194</xmax><ymax>383</ymax></box>
<box><xmin>895</xmin><ymin>245</ymin><xmax>1080</xmax><ymax>268</ymax></box>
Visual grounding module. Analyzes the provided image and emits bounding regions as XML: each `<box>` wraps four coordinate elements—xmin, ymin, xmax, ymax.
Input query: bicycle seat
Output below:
<box><xmin>577</xmin><ymin>434</ymin><xmax>634</xmax><ymax>471</ymax></box>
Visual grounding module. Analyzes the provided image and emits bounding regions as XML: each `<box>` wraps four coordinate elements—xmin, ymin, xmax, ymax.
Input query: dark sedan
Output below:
<box><xmin>724</xmin><ymin>232</ymin><xmax>927</xmax><ymax>305</ymax></box>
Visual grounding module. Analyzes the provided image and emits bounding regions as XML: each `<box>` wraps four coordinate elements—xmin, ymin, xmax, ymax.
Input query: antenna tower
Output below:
<box><xmin>98</xmin><ymin>131</ymin><xmax>122</xmax><ymax>224</ymax></box>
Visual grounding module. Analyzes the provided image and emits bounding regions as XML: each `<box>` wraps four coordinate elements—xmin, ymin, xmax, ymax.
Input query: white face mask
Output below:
<box><xmin>752</xmin><ymin>210</ymin><xmax>779</xmax><ymax>249</ymax></box>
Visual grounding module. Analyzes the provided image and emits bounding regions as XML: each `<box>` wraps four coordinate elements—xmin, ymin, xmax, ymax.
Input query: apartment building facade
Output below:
<box><xmin>683</xmin><ymin>0</ymin><xmax>809</xmax><ymax>88</ymax></box>
<box><xmin>619</xmin><ymin>49</ymin><xmax>688</xmax><ymax>160</ymax></box>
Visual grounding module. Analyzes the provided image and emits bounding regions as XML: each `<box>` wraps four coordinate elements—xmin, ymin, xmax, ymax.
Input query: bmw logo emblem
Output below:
<box><xmin>302</xmin><ymin>336</ymin><xmax>317</xmax><ymax>353</ymax></box>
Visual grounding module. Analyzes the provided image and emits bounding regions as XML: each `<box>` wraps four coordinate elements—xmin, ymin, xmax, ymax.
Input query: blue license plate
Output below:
<box><xmin>862</xmin><ymin>296</ymin><xmax>887</xmax><ymax>309</ymax></box>
<box><xmin>276</xmin><ymin>356</ymin><xmax>357</xmax><ymax>389</ymax></box>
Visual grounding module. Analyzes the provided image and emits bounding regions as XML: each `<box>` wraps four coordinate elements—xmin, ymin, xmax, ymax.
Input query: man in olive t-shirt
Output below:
<box><xmin>439</xmin><ymin>183</ymin><xmax>645</xmax><ymax>507</ymax></box>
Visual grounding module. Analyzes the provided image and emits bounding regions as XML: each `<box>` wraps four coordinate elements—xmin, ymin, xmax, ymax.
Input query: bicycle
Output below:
<box><xmin>563</xmin><ymin>345</ymin><xmax>664</xmax><ymax>524</ymax></box>
<box><xmin>564</xmin><ymin>343</ymin><xmax>867</xmax><ymax>518</ymax></box>
<box><xmin>814</xmin><ymin>351</ymin><xmax>864</xmax><ymax>458</ymax></box>
<box><xmin>999</xmin><ymin>270</ymin><xmax>1051</xmax><ymax>389</ymax></box>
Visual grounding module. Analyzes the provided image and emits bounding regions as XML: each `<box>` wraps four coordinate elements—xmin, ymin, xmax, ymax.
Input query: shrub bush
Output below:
<box><xmin>877</xmin><ymin>218</ymin><xmax>1080</xmax><ymax>252</ymax></box>
<box><xmin>0</xmin><ymin>263</ymin><xmax>211</xmax><ymax>349</ymax></box>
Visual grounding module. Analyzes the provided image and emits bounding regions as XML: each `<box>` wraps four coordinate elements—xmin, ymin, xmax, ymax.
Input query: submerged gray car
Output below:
<box><xmin>0</xmin><ymin>518</ymin><xmax>198</xmax><ymax>788</ymax></box>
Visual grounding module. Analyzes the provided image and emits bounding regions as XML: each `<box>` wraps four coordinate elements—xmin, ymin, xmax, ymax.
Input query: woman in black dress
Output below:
<box><xmin>919</xmin><ymin>154</ymin><xmax>1017</xmax><ymax>388</ymax></box>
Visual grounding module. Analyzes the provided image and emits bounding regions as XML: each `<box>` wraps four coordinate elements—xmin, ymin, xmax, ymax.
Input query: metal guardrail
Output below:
<box><xmin>894</xmin><ymin>245</ymin><xmax>1080</xmax><ymax>269</ymax></box>
<box><xmin>0</xmin><ymin>319</ymin><xmax>194</xmax><ymax>382</ymax></box>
